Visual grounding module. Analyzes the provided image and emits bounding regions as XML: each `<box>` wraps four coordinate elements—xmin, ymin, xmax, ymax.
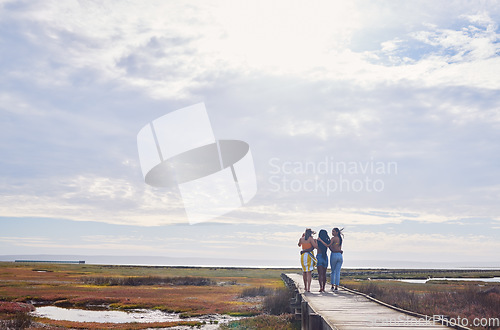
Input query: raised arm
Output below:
<box><xmin>317</xmin><ymin>237</ymin><xmax>331</xmax><ymax>247</ymax></box>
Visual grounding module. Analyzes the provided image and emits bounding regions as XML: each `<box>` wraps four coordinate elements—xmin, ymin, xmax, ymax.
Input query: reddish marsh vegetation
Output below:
<box><xmin>82</xmin><ymin>275</ymin><xmax>215</xmax><ymax>286</ymax></box>
<box><xmin>0</xmin><ymin>262</ymin><xmax>296</xmax><ymax>329</ymax></box>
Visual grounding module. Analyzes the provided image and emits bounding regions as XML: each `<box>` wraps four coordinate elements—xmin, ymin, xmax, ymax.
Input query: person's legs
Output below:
<box><xmin>317</xmin><ymin>266</ymin><xmax>325</xmax><ymax>291</ymax></box>
<box><xmin>301</xmin><ymin>252</ymin><xmax>306</xmax><ymax>290</ymax></box>
<box><xmin>320</xmin><ymin>269</ymin><xmax>324</xmax><ymax>290</ymax></box>
<box><xmin>321</xmin><ymin>267</ymin><xmax>327</xmax><ymax>290</ymax></box>
<box><xmin>329</xmin><ymin>254</ymin><xmax>336</xmax><ymax>289</ymax></box>
<box><xmin>322</xmin><ymin>253</ymin><xmax>328</xmax><ymax>291</ymax></box>
<box><xmin>301</xmin><ymin>252</ymin><xmax>313</xmax><ymax>291</ymax></box>
<box><xmin>301</xmin><ymin>252</ymin><xmax>317</xmax><ymax>292</ymax></box>
<box><xmin>316</xmin><ymin>253</ymin><xmax>327</xmax><ymax>292</ymax></box>
<box><xmin>306</xmin><ymin>271</ymin><xmax>312</xmax><ymax>292</ymax></box>
<box><xmin>332</xmin><ymin>253</ymin><xmax>343</xmax><ymax>289</ymax></box>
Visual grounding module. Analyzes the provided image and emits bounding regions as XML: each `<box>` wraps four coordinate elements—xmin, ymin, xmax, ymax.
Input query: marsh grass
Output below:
<box><xmin>0</xmin><ymin>312</ymin><xmax>32</xmax><ymax>330</ymax></box>
<box><xmin>72</xmin><ymin>264</ymin><xmax>298</xmax><ymax>279</ymax></box>
<box><xmin>0</xmin><ymin>302</ymin><xmax>34</xmax><ymax>314</ymax></box>
<box><xmin>358</xmin><ymin>282</ymin><xmax>421</xmax><ymax>310</ymax></box>
<box><xmin>81</xmin><ymin>275</ymin><xmax>214</xmax><ymax>286</ymax></box>
<box><xmin>219</xmin><ymin>314</ymin><xmax>299</xmax><ymax>329</ymax></box>
<box><xmin>0</xmin><ymin>264</ymin><xmax>300</xmax><ymax>329</ymax></box>
<box><xmin>240</xmin><ymin>286</ymin><xmax>275</xmax><ymax>297</ymax></box>
<box><xmin>348</xmin><ymin>281</ymin><xmax>500</xmax><ymax>329</ymax></box>
<box><xmin>342</xmin><ymin>269</ymin><xmax>500</xmax><ymax>280</ymax></box>
<box><xmin>16</xmin><ymin>264</ymin><xmax>500</xmax><ymax>329</ymax></box>
<box><xmin>240</xmin><ymin>285</ymin><xmax>293</xmax><ymax>315</ymax></box>
<box><xmin>263</xmin><ymin>288</ymin><xmax>293</xmax><ymax>315</ymax></box>
<box><xmin>33</xmin><ymin>319</ymin><xmax>204</xmax><ymax>330</ymax></box>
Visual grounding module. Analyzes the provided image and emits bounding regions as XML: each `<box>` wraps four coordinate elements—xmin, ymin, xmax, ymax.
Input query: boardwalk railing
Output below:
<box><xmin>282</xmin><ymin>273</ymin><xmax>334</xmax><ymax>330</ymax></box>
<box><xmin>282</xmin><ymin>273</ymin><xmax>463</xmax><ymax>330</ymax></box>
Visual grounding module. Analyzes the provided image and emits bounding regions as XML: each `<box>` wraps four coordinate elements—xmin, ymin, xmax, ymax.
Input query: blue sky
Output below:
<box><xmin>1</xmin><ymin>0</ymin><xmax>500</xmax><ymax>267</ymax></box>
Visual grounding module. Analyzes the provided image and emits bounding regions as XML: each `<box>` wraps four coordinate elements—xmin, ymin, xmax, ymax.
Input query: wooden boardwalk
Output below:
<box><xmin>285</xmin><ymin>273</ymin><xmax>453</xmax><ymax>330</ymax></box>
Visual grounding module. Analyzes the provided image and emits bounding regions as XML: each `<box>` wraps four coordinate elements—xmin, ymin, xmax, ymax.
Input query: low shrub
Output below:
<box><xmin>0</xmin><ymin>312</ymin><xmax>32</xmax><ymax>329</ymax></box>
<box><xmin>263</xmin><ymin>288</ymin><xmax>293</xmax><ymax>315</ymax></box>
<box><xmin>240</xmin><ymin>286</ymin><xmax>274</xmax><ymax>297</ymax></box>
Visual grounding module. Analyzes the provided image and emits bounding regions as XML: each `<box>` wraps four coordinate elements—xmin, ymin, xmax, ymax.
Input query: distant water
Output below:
<box><xmin>32</xmin><ymin>306</ymin><xmax>241</xmax><ymax>327</ymax></box>
<box><xmin>2</xmin><ymin>255</ymin><xmax>499</xmax><ymax>269</ymax></box>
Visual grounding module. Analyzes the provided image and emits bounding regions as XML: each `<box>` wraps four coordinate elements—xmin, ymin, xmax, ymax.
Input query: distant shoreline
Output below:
<box><xmin>1</xmin><ymin>254</ymin><xmax>499</xmax><ymax>270</ymax></box>
<box><xmin>2</xmin><ymin>261</ymin><xmax>499</xmax><ymax>272</ymax></box>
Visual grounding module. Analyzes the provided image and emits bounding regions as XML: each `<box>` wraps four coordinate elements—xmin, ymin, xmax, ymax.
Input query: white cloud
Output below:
<box><xmin>3</xmin><ymin>0</ymin><xmax>498</xmax><ymax>99</ymax></box>
<box><xmin>1</xmin><ymin>1</ymin><xmax>499</xmax><ymax>265</ymax></box>
<box><xmin>346</xmin><ymin>231</ymin><xmax>500</xmax><ymax>262</ymax></box>
<box><xmin>0</xmin><ymin>175</ymin><xmax>187</xmax><ymax>226</ymax></box>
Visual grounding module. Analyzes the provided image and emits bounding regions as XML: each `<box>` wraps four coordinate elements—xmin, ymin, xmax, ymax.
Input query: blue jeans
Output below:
<box><xmin>316</xmin><ymin>253</ymin><xmax>328</xmax><ymax>267</ymax></box>
<box><xmin>330</xmin><ymin>252</ymin><xmax>343</xmax><ymax>286</ymax></box>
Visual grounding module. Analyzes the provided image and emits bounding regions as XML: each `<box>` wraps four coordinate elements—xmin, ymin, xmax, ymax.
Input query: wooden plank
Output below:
<box><xmin>285</xmin><ymin>273</ymin><xmax>453</xmax><ymax>330</ymax></box>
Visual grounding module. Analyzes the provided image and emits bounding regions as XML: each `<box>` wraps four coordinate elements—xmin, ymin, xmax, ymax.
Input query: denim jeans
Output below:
<box><xmin>330</xmin><ymin>252</ymin><xmax>343</xmax><ymax>286</ymax></box>
<box><xmin>316</xmin><ymin>253</ymin><xmax>328</xmax><ymax>267</ymax></box>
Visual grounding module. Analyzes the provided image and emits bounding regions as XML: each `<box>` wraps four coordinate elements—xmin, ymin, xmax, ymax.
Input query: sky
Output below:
<box><xmin>1</xmin><ymin>0</ymin><xmax>500</xmax><ymax>268</ymax></box>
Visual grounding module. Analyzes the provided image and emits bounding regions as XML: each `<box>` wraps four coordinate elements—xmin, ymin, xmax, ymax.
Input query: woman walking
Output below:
<box><xmin>298</xmin><ymin>228</ymin><xmax>317</xmax><ymax>292</ymax></box>
<box><xmin>316</xmin><ymin>229</ymin><xmax>330</xmax><ymax>292</ymax></box>
<box><xmin>329</xmin><ymin>227</ymin><xmax>343</xmax><ymax>291</ymax></box>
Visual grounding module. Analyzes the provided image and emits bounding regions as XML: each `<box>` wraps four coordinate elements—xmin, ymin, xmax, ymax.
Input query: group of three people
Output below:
<box><xmin>298</xmin><ymin>227</ymin><xmax>343</xmax><ymax>292</ymax></box>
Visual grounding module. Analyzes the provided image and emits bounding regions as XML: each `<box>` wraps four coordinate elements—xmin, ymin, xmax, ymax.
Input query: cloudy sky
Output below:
<box><xmin>1</xmin><ymin>0</ymin><xmax>499</xmax><ymax>267</ymax></box>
